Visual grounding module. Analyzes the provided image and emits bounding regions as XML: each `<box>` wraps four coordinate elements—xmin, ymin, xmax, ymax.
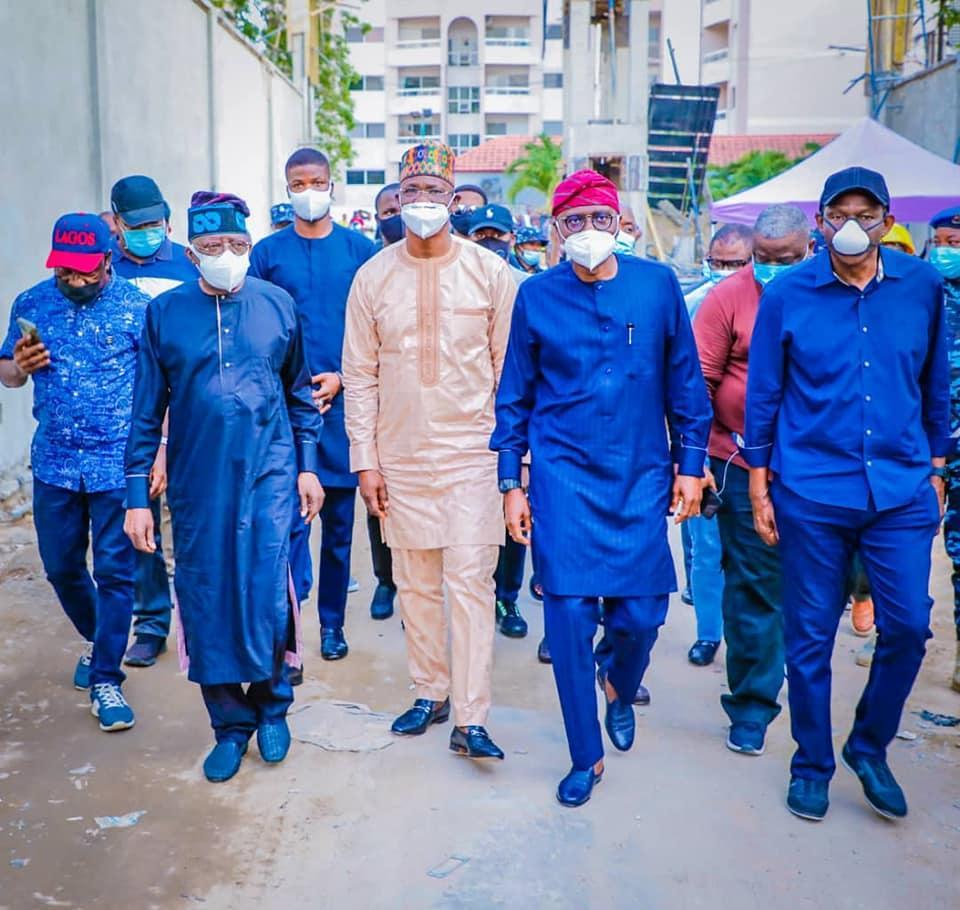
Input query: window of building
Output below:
<box><xmin>486</xmin><ymin>122</ymin><xmax>508</xmax><ymax>136</ymax></box>
<box><xmin>399</xmin><ymin>74</ymin><xmax>441</xmax><ymax>95</ymax></box>
<box><xmin>485</xmin><ymin>17</ymin><xmax>531</xmax><ymax>46</ymax></box>
<box><xmin>448</xmin><ymin>86</ymin><xmax>480</xmax><ymax>114</ymax></box>
<box><xmin>350</xmin><ymin>75</ymin><xmax>385</xmax><ymax>92</ymax></box>
<box><xmin>448</xmin><ymin>134</ymin><xmax>481</xmax><ymax>153</ymax></box>
<box><xmin>448</xmin><ymin>40</ymin><xmax>479</xmax><ymax>66</ymax></box>
<box><xmin>365</xmin><ymin>27</ymin><xmax>384</xmax><ymax>43</ymax></box>
<box><xmin>543</xmin><ymin>72</ymin><xmax>563</xmax><ymax>89</ymax></box>
<box><xmin>543</xmin><ymin>120</ymin><xmax>563</xmax><ymax>136</ymax></box>
<box><xmin>349</xmin><ymin>122</ymin><xmax>386</xmax><ymax>139</ymax></box>
<box><xmin>345</xmin><ymin>27</ymin><xmax>364</xmax><ymax>43</ymax></box>
<box><xmin>346</xmin><ymin>170</ymin><xmax>387</xmax><ymax>185</ymax></box>
<box><xmin>545</xmin><ymin>23</ymin><xmax>562</xmax><ymax>40</ymax></box>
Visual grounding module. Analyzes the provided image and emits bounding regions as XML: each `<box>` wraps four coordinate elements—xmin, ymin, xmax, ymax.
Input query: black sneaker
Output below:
<box><xmin>124</xmin><ymin>636</ymin><xmax>167</xmax><ymax>668</ymax></box>
<box><xmin>496</xmin><ymin>600</ymin><xmax>528</xmax><ymax>638</ymax></box>
<box><xmin>786</xmin><ymin>776</ymin><xmax>829</xmax><ymax>821</ymax></box>
<box><xmin>841</xmin><ymin>742</ymin><xmax>907</xmax><ymax>819</ymax></box>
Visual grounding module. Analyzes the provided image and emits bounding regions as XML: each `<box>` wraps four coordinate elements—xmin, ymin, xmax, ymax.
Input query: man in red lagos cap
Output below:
<box><xmin>0</xmin><ymin>213</ymin><xmax>154</xmax><ymax>733</ymax></box>
<box><xmin>491</xmin><ymin>170</ymin><xmax>712</xmax><ymax>806</ymax></box>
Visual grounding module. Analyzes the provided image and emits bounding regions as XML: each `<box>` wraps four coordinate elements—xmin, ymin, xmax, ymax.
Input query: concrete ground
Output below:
<box><xmin>1</xmin><ymin>511</ymin><xmax>958</xmax><ymax>910</ymax></box>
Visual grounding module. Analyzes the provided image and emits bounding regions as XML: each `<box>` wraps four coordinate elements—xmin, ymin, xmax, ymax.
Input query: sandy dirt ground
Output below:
<box><xmin>1</xmin><ymin>509</ymin><xmax>958</xmax><ymax>910</ymax></box>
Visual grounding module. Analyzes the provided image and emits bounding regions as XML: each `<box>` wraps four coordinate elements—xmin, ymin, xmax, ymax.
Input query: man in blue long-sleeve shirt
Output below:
<box><xmin>744</xmin><ymin>167</ymin><xmax>949</xmax><ymax>823</ymax></box>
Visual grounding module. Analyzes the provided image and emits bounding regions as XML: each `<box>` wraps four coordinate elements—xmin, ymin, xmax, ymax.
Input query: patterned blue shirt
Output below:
<box><xmin>1</xmin><ymin>276</ymin><xmax>150</xmax><ymax>492</ymax></box>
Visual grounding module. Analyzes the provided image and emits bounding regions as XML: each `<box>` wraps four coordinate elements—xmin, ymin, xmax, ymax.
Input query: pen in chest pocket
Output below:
<box><xmin>627</xmin><ymin>322</ymin><xmax>634</xmax><ymax>346</ymax></box>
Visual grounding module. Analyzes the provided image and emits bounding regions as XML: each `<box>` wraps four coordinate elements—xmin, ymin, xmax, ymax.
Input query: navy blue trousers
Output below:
<box><xmin>289</xmin><ymin>486</ymin><xmax>356</xmax><ymax>628</ymax></box>
<box><xmin>544</xmin><ymin>593</ymin><xmax>668</xmax><ymax>770</ymax></box>
<box><xmin>201</xmin><ymin>663</ymin><xmax>293</xmax><ymax>745</ymax></box>
<box><xmin>495</xmin><ymin>535</ymin><xmax>527</xmax><ymax>603</ymax></box>
<box><xmin>33</xmin><ymin>479</ymin><xmax>135</xmax><ymax>686</ymax></box>
<box><xmin>132</xmin><ymin>497</ymin><xmax>172</xmax><ymax>640</ymax></box>
<box><xmin>773</xmin><ymin>481</ymin><xmax>938</xmax><ymax>780</ymax></box>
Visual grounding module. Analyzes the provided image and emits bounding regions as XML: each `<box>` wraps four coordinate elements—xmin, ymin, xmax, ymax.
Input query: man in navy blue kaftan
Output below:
<box><xmin>491</xmin><ymin>171</ymin><xmax>712</xmax><ymax>806</ymax></box>
<box><xmin>124</xmin><ymin>192</ymin><xmax>324</xmax><ymax>783</ymax></box>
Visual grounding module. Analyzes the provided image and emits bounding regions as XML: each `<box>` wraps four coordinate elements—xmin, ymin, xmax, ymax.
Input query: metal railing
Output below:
<box><xmin>397</xmin><ymin>134</ymin><xmax>442</xmax><ymax>145</ymax></box>
<box><xmin>486</xmin><ymin>86</ymin><xmax>531</xmax><ymax>94</ymax></box>
<box><xmin>485</xmin><ymin>37</ymin><xmax>531</xmax><ymax>47</ymax></box>
<box><xmin>448</xmin><ymin>51</ymin><xmax>479</xmax><ymax>66</ymax></box>
<box><xmin>397</xmin><ymin>87</ymin><xmax>441</xmax><ymax>97</ymax></box>
<box><xmin>703</xmin><ymin>48</ymin><xmax>729</xmax><ymax>63</ymax></box>
<box><xmin>395</xmin><ymin>38</ymin><xmax>441</xmax><ymax>50</ymax></box>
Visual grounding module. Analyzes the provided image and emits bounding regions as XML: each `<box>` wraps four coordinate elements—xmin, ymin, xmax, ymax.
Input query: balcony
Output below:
<box><xmin>703</xmin><ymin>0</ymin><xmax>732</xmax><ymax>29</ymax></box>
<box><xmin>701</xmin><ymin>49</ymin><xmax>730</xmax><ymax>86</ymax></box>
<box><xmin>484</xmin><ymin>37</ymin><xmax>538</xmax><ymax>66</ymax></box>
<box><xmin>389</xmin><ymin>88</ymin><xmax>442</xmax><ymax>116</ymax></box>
<box><xmin>484</xmin><ymin>87</ymin><xmax>539</xmax><ymax>115</ymax></box>
<box><xmin>387</xmin><ymin>38</ymin><xmax>442</xmax><ymax>67</ymax></box>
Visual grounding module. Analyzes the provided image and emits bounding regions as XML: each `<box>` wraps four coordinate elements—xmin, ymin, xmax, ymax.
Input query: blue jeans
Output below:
<box><xmin>687</xmin><ymin>516</ymin><xmax>724</xmax><ymax>641</ymax></box>
<box><xmin>774</xmin><ymin>481</ymin><xmax>938</xmax><ymax>780</ymax></box>
<box><xmin>132</xmin><ymin>497</ymin><xmax>172</xmax><ymax>640</ymax></box>
<box><xmin>33</xmin><ymin>479</ymin><xmax>136</xmax><ymax>686</ymax></box>
<box><xmin>545</xmin><ymin>593</ymin><xmax>667</xmax><ymax>769</ymax></box>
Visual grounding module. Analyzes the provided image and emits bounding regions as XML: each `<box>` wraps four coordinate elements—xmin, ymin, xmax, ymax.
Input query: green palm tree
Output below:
<box><xmin>505</xmin><ymin>135</ymin><xmax>563</xmax><ymax>203</ymax></box>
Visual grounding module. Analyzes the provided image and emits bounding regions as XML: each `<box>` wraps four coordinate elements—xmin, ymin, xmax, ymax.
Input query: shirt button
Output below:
<box><xmin>867</xmin><ymin>459</ymin><xmax>873</xmax><ymax>467</ymax></box>
<box><xmin>225</xmin><ymin>362</ymin><xmax>232</xmax><ymax>368</ymax></box>
<box><xmin>864</xmin><ymin>360</ymin><xmax>871</xmax><ymax>367</ymax></box>
<box><xmin>224</xmin><ymin>328</ymin><xmax>230</xmax><ymax>334</ymax></box>
<box><xmin>602</xmin><ymin>324</ymin><xmax>610</xmax><ymax>332</ymax></box>
<box><xmin>862</xmin><ymin>326</ymin><xmax>868</xmax><ymax>333</ymax></box>
<box><xmin>605</xmin><ymin>367</ymin><xmax>612</xmax><ymax>374</ymax></box>
<box><xmin>866</xmin><ymin>429</ymin><xmax>872</xmax><ymax>436</ymax></box>
<box><xmin>865</xmin><ymin>394</ymin><xmax>872</xmax><ymax>401</ymax></box>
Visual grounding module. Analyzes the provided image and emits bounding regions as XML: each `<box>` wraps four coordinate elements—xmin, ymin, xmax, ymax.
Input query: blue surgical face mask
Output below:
<box><xmin>123</xmin><ymin>226</ymin><xmax>165</xmax><ymax>258</ymax></box>
<box><xmin>753</xmin><ymin>259</ymin><xmax>804</xmax><ymax>287</ymax></box>
<box><xmin>929</xmin><ymin>246</ymin><xmax>960</xmax><ymax>280</ymax></box>
<box><xmin>520</xmin><ymin>249</ymin><xmax>542</xmax><ymax>267</ymax></box>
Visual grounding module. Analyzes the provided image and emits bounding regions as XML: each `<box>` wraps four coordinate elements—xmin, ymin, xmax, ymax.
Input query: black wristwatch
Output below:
<box><xmin>930</xmin><ymin>466</ymin><xmax>948</xmax><ymax>481</ymax></box>
<box><xmin>499</xmin><ymin>478</ymin><xmax>523</xmax><ymax>494</ymax></box>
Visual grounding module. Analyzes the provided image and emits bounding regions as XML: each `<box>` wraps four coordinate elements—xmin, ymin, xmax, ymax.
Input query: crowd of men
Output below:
<box><xmin>2</xmin><ymin>138</ymin><xmax>959</xmax><ymax>822</ymax></box>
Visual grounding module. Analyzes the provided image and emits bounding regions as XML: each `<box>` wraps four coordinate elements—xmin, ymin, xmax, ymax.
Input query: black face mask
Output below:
<box><xmin>476</xmin><ymin>237</ymin><xmax>510</xmax><ymax>260</ymax></box>
<box><xmin>450</xmin><ymin>210</ymin><xmax>475</xmax><ymax>236</ymax></box>
<box><xmin>57</xmin><ymin>277</ymin><xmax>104</xmax><ymax>305</ymax></box>
<box><xmin>378</xmin><ymin>213</ymin><xmax>405</xmax><ymax>245</ymax></box>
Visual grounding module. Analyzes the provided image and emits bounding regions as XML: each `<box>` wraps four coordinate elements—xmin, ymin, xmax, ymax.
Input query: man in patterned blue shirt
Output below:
<box><xmin>0</xmin><ymin>213</ymin><xmax>152</xmax><ymax>733</ymax></box>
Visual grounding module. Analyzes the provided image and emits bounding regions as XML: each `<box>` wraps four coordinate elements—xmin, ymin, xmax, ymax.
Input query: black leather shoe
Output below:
<box><xmin>557</xmin><ymin>766</ymin><xmax>603</xmax><ymax>807</ymax></box>
<box><xmin>604</xmin><ymin>696</ymin><xmax>635</xmax><ymax>752</ymax></box>
<box><xmin>496</xmin><ymin>599</ymin><xmax>528</xmax><ymax>638</ymax></box>
<box><xmin>391</xmin><ymin>698</ymin><xmax>450</xmax><ymax>735</ymax></box>
<box><xmin>320</xmin><ymin>627</ymin><xmax>348</xmax><ymax>661</ymax></box>
<box><xmin>688</xmin><ymin>639</ymin><xmax>720</xmax><ymax>666</ymax></box>
<box><xmin>537</xmin><ymin>636</ymin><xmax>552</xmax><ymax>664</ymax></box>
<box><xmin>633</xmin><ymin>684</ymin><xmax>651</xmax><ymax>706</ymax></box>
<box><xmin>841</xmin><ymin>742</ymin><xmax>907</xmax><ymax>819</ymax></box>
<box><xmin>680</xmin><ymin>586</ymin><xmax>695</xmax><ymax>606</ymax></box>
<box><xmin>787</xmin><ymin>776</ymin><xmax>829</xmax><ymax>821</ymax></box>
<box><xmin>370</xmin><ymin>584</ymin><xmax>396</xmax><ymax>620</ymax></box>
<box><xmin>287</xmin><ymin>664</ymin><xmax>303</xmax><ymax>687</ymax></box>
<box><xmin>449</xmin><ymin>725</ymin><xmax>504</xmax><ymax>760</ymax></box>
<box><xmin>529</xmin><ymin>575</ymin><xmax>544</xmax><ymax>602</ymax></box>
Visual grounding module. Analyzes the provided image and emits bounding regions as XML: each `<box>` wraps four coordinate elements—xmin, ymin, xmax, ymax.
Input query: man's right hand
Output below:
<box><xmin>505</xmin><ymin>488</ymin><xmax>532</xmax><ymax>546</ymax></box>
<box><xmin>124</xmin><ymin>508</ymin><xmax>156</xmax><ymax>553</ymax></box>
<box><xmin>749</xmin><ymin>469</ymin><xmax>778</xmax><ymax>546</ymax></box>
<box><xmin>13</xmin><ymin>336</ymin><xmax>50</xmax><ymax>375</ymax></box>
<box><xmin>359</xmin><ymin>469</ymin><xmax>389</xmax><ymax>518</ymax></box>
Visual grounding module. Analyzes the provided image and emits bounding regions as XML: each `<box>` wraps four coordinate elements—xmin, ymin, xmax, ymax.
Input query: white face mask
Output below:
<box><xmin>192</xmin><ymin>248</ymin><xmax>250</xmax><ymax>292</ymax></box>
<box><xmin>829</xmin><ymin>218</ymin><xmax>875</xmax><ymax>257</ymax></box>
<box><xmin>290</xmin><ymin>187</ymin><xmax>332</xmax><ymax>222</ymax></box>
<box><xmin>564</xmin><ymin>229</ymin><xmax>617</xmax><ymax>271</ymax></box>
<box><xmin>400</xmin><ymin>202</ymin><xmax>450</xmax><ymax>240</ymax></box>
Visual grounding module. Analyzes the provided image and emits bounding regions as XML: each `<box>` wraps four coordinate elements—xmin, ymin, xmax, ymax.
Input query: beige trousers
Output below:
<box><xmin>392</xmin><ymin>545</ymin><xmax>499</xmax><ymax>727</ymax></box>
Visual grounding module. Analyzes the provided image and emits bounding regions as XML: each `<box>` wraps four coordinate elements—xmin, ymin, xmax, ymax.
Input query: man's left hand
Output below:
<box><xmin>311</xmin><ymin>372</ymin><xmax>342</xmax><ymax>415</ymax></box>
<box><xmin>298</xmin><ymin>472</ymin><xmax>325</xmax><ymax>523</ymax></box>
<box><xmin>671</xmin><ymin>474</ymin><xmax>703</xmax><ymax>524</ymax></box>
<box><xmin>149</xmin><ymin>444</ymin><xmax>168</xmax><ymax>499</ymax></box>
<box><xmin>931</xmin><ymin>474</ymin><xmax>946</xmax><ymax>525</ymax></box>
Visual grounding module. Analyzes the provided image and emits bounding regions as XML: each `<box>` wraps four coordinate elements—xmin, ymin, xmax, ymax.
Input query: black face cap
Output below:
<box><xmin>819</xmin><ymin>166</ymin><xmax>890</xmax><ymax>211</ymax></box>
<box><xmin>111</xmin><ymin>175</ymin><xmax>169</xmax><ymax>226</ymax></box>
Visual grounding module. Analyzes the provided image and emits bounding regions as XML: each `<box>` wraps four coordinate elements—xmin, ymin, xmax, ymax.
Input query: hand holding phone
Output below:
<box><xmin>13</xmin><ymin>317</ymin><xmax>49</xmax><ymax>375</ymax></box>
<box><xmin>17</xmin><ymin>317</ymin><xmax>41</xmax><ymax>344</ymax></box>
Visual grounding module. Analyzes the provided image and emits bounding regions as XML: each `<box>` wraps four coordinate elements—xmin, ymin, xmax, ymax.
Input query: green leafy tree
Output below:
<box><xmin>505</xmin><ymin>135</ymin><xmax>564</xmax><ymax>203</ymax></box>
<box><xmin>707</xmin><ymin>144</ymin><xmax>821</xmax><ymax>201</ymax></box>
<box><xmin>212</xmin><ymin>0</ymin><xmax>363</xmax><ymax>179</ymax></box>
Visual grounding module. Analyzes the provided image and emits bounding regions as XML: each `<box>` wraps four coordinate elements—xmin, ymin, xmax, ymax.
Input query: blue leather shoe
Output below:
<box><xmin>257</xmin><ymin>720</ymin><xmax>292</xmax><ymax>764</ymax></box>
<box><xmin>787</xmin><ymin>777</ymin><xmax>829</xmax><ymax>821</ymax></box>
<box><xmin>604</xmin><ymin>696</ymin><xmax>635</xmax><ymax>752</ymax></box>
<box><xmin>537</xmin><ymin>636</ymin><xmax>552</xmax><ymax>664</ymax></box>
<box><xmin>203</xmin><ymin>741</ymin><xmax>247</xmax><ymax>783</ymax></box>
<box><xmin>557</xmin><ymin>766</ymin><xmax>603</xmax><ymax>807</ymax></box>
<box><xmin>320</xmin><ymin>627</ymin><xmax>348</xmax><ymax>661</ymax></box>
<box><xmin>370</xmin><ymin>584</ymin><xmax>396</xmax><ymax>620</ymax></box>
<box><xmin>841</xmin><ymin>742</ymin><xmax>907</xmax><ymax>819</ymax></box>
<box><xmin>391</xmin><ymin>698</ymin><xmax>450</xmax><ymax>735</ymax></box>
<box><xmin>688</xmin><ymin>639</ymin><xmax>720</xmax><ymax>666</ymax></box>
<box><xmin>496</xmin><ymin>600</ymin><xmax>528</xmax><ymax>638</ymax></box>
<box><xmin>727</xmin><ymin>721</ymin><xmax>766</xmax><ymax>756</ymax></box>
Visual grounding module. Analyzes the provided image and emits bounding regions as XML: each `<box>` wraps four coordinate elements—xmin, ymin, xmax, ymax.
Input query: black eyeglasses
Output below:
<box><xmin>557</xmin><ymin>211</ymin><xmax>617</xmax><ymax>234</ymax></box>
<box><xmin>706</xmin><ymin>257</ymin><xmax>751</xmax><ymax>270</ymax></box>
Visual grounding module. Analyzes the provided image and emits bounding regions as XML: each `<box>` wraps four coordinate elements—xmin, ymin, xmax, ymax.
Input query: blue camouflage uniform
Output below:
<box><xmin>941</xmin><ymin>274</ymin><xmax>960</xmax><ymax>640</ymax></box>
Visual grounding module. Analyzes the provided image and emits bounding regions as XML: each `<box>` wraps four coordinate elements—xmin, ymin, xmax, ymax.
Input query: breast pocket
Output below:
<box><xmin>233</xmin><ymin>358</ymin><xmax>282</xmax><ymax>427</ymax></box>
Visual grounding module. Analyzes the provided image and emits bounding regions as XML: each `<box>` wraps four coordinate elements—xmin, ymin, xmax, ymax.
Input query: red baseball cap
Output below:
<box><xmin>46</xmin><ymin>212</ymin><xmax>112</xmax><ymax>271</ymax></box>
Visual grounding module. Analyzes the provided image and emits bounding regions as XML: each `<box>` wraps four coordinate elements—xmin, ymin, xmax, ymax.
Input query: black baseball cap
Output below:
<box><xmin>469</xmin><ymin>204</ymin><xmax>514</xmax><ymax>234</ymax></box>
<box><xmin>819</xmin><ymin>167</ymin><xmax>890</xmax><ymax>211</ymax></box>
<box><xmin>111</xmin><ymin>175</ymin><xmax>170</xmax><ymax>226</ymax></box>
